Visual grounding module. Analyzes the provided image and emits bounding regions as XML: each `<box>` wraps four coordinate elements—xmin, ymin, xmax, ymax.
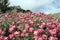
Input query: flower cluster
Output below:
<box><xmin>0</xmin><ymin>12</ymin><xmax>60</xmax><ymax>40</ymax></box>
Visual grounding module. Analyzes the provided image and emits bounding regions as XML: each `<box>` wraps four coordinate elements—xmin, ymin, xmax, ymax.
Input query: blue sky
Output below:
<box><xmin>9</xmin><ymin>0</ymin><xmax>60</xmax><ymax>14</ymax></box>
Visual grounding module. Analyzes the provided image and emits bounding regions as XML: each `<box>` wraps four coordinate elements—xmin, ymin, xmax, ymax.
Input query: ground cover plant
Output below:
<box><xmin>0</xmin><ymin>12</ymin><xmax>60</xmax><ymax>40</ymax></box>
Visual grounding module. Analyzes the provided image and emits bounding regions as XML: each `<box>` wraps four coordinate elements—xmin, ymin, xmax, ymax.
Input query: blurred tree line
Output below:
<box><xmin>0</xmin><ymin>0</ymin><xmax>31</xmax><ymax>13</ymax></box>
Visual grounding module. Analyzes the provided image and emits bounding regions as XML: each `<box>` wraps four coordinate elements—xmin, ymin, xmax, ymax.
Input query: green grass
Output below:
<box><xmin>49</xmin><ymin>13</ymin><xmax>60</xmax><ymax>19</ymax></box>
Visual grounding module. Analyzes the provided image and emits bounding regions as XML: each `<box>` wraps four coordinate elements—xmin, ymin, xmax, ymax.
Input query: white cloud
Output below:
<box><xmin>9</xmin><ymin>0</ymin><xmax>54</xmax><ymax>10</ymax></box>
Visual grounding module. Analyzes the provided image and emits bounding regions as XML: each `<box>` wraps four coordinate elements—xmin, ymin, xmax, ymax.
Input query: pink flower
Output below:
<box><xmin>33</xmin><ymin>30</ymin><xmax>39</xmax><ymax>36</ymax></box>
<box><xmin>0</xmin><ymin>29</ymin><xmax>2</xmax><ymax>34</ymax></box>
<box><xmin>36</xmin><ymin>24</ymin><xmax>40</xmax><ymax>27</ymax></box>
<box><xmin>37</xmin><ymin>29</ymin><xmax>44</xmax><ymax>34</ymax></box>
<box><xmin>51</xmin><ymin>24</ymin><xmax>56</xmax><ymax>28</ymax></box>
<box><xmin>33</xmin><ymin>35</ymin><xmax>38</xmax><ymax>39</ymax></box>
<box><xmin>48</xmin><ymin>29</ymin><xmax>58</xmax><ymax>36</ymax></box>
<box><xmin>39</xmin><ymin>25</ymin><xmax>45</xmax><ymax>29</ymax></box>
<box><xmin>1</xmin><ymin>31</ymin><xmax>5</xmax><ymax>35</ymax></box>
<box><xmin>22</xmin><ymin>30</ymin><xmax>27</xmax><ymax>33</ymax></box>
<box><xmin>17</xmin><ymin>25</ymin><xmax>21</xmax><ymax>30</ymax></box>
<box><xmin>12</xmin><ymin>22</ymin><xmax>15</xmax><ymax>25</ymax></box>
<box><xmin>25</xmin><ymin>33</ymin><xmax>29</xmax><ymax>37</ymax></box>
<box><xmin>25</xmin><ymin>24</ymin><xmax>30</xmax><ymax>29</ymax></box>
<box><xmin>0</xmin><ymin>36</ymin><xmax>4</xmax><ymax>40</ymax></box>
<box><xmin>38</xmin><ymin>37</ymin><xmax>43</xmax><ymax>40</ymax></box>
<box><xmin>14</xmin><ymin>31</ymin><xmax>20</xmax><ymax>37</ymax></box>
<box><xmin>42</xmin><ymin>34</ymin><xmax>48</xmax><ymax>40</ymax></box>
<box><xmin>49</xmin><ymin>36</ymin><xmax>58</xmax><ymax>40</ymax></box>
<box><xmin>47</xmin><ymin>24</ymin><xmax>52</xmax><ymax>29</ymax></box>
<box><xmin>20</xmin><ymin>33</ymin><xmax>25</xmax><ymax>37</ymax></box>
<box><xmin>8</xmin><ymin>34</ymin><xmax>14</xmax><ymax>39</ymax></box>
<box><xmin>11</xmin><ymin>25</ymin><xmax>16</xmax><ymax>28</ymax></box>
<box><xmin>42</xmin><ymin>22</ymin><xmax>46</xmax><ymax>26</ymax></box>
<box><xmin>8</xmin><ymin>27</ymin><xmax>14</xmax><ymax>33</ymax></box>
<box><xmin>25</xmin><ymin>25</ymin><xmax>30</xmax><ymax>29</ymax></box>
<box><xmin>14</xmin><ymin>31</ymin><xmax>20</xmax><ymax>35</ymax></box>
<box><xmin>4</xmin><ymin>37</ymin><xmax>8</xmax><ymax>40</ymax></box>
<box><xmin>29</xmin><ymin>27</ymin><xmax>34</xmax><ymax>32</ymax></box>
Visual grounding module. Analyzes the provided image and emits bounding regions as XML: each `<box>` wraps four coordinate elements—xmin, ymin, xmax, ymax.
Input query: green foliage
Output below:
<box><xmin>0</xmin><ymin>0</ymin><xmax>31</xmax><ymax>13</ymax></box>
<box><xmin>26</xmin><ymin>10</ymin><xmax>32</xmax><ymax>12</ymax></box>
<box><xmin>49</xmin><ymin>13</ymin><xmax>60</xmax><ymax>19</ymax></box>
<box><xmin>0</xmin><ymin>18</ymin><xmax>14</xmax><ymax>31</ymax></box>
<box><xmin>0</xmin><ymin>0</ymin><xmax>9</xmax><ymax>13</ymax></box>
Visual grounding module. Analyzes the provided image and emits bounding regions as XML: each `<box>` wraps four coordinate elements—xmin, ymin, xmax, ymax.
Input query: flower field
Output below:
<box><xmin>0</xmin><ymin>12</ymin><xmax>60</xmax><ymax>40</ymax></box>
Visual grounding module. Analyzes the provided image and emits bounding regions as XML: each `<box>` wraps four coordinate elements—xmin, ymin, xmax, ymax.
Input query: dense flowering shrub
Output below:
<box><xmin>0</xmin><ymin>12</ymin><xmax>60</xmax><ymax>40</ymax></box>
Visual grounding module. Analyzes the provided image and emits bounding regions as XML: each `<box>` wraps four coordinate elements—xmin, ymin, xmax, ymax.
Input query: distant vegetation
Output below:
<box><xmin>0</xmin><ymin>0</ymin><xmax>31</xmax><ymax>13</ymax></box>
<box><xmin>49</xmin><ymin>13</ymin><xmax>60</xmax><ymax>19</ymax></box>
